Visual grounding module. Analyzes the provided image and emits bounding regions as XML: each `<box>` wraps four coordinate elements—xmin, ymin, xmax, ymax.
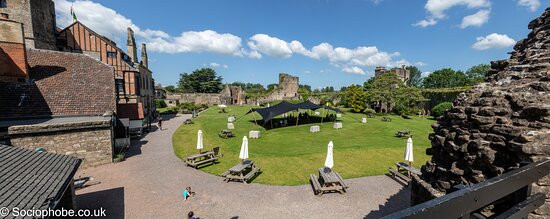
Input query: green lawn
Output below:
<box><xmin>172</xmin><ymin>106</ymin><xmax>435</xmax><ymax>185</ymax></box>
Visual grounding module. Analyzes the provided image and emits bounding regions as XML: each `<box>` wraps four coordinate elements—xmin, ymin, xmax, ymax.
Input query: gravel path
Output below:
<box><xmin>75</xmin><ymin>114</ymin><xmax>410</xmax><ymax>219</ymax></box>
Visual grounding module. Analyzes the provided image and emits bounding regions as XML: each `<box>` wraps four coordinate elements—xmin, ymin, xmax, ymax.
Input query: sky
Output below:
<box><xmin>53</xmin><ymin>0</ymin><xmax>548</xmax><ymax>89</ymax></box>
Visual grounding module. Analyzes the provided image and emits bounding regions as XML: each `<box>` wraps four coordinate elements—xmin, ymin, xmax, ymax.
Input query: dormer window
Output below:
<box><xmin>0</xmin><ymin>0</ymin><xmax>7</xmax><ymax>8</ymax></box>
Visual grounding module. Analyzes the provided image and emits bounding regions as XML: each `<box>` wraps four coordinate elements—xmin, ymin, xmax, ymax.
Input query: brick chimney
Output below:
<box><xmin>127</xmin><ymin>27</ymin><xmax>138</xmax><ymax>64</ymax></box>
<box><xmin>0</xmin><ymin>19</ymin><xmax>29</xmax><ymax>82</ymax></box>
<box><xmin>141</xmin><ymin>43</ymin><xmax>148</xmax><ymax>68</ymax></box>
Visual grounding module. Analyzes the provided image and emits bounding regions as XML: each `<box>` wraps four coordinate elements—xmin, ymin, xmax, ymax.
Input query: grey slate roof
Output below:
<box><xmin>0</xmin><ymin>145</ymin><xmax>81</xmax><ymax>213</ymax></box>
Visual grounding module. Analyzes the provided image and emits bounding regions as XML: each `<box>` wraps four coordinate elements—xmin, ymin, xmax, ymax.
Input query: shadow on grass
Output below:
<box><xmin>364</xmin><ymin>182</ymin><xmax>410</xmax><ymax>219</ymax></box>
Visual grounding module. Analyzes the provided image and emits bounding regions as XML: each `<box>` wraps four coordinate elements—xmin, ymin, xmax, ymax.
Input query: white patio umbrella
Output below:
<box><xmin>196</xmin><ymin>130</ymin><xmax>204</xmax><ymax>152</ymax></box>
<box><xmin>324</xmin><ymin>141</ymin><xmax>334</xmax><ymax>169</ymax></box>
<box><xmin>404</xmin><ymin>137</ymin><xmax>414</xmax><ymax>165</ymax></box>
<box><xmin>239</xmin><ymin>136</ymin><xmax>249</xmax><ymax>161</ymax></box>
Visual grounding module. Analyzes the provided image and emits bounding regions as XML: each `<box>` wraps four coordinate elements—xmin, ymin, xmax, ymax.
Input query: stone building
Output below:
<box><xmin>413</xmin><ymin>8</ymin><xmax>550</xmax><ymax>218</ymax></box>
<box><xmin>57</xmin><ymin>22</ymin><xmax>156</xmax><ymax>131</ymax></box>
<box><xmin>0</xmin><ymin>18</ymin><xmax>118</xmax><ymax>168</ymax></box>
<box><xmin>154</xmin><ymin>83</ymin><xmax>166</xmax><ymax>99</ymax></box>
<box><xmin>374</xmin><ymin>65</ymin><xmax>410</xmax><ymax>83</ymax></box>
<box><xmin>0</xmin><ymin>0</ymin><xmax>57</xmax><ymax>50</ymax></box>
<box><xmin>220</xmin><ymin>85</ymin><xmax>245</xmax><ymax>105</ymax></box>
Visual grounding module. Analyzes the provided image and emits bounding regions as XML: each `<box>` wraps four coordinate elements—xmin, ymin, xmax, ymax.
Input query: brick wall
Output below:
<box><xmin>0</xmin><ymin>42</ymin><xmax>28</xmax><ymax>82</ymax></box>
<box><xmin>0</xmin><ymin>49</ymin><xmax>117</xmax><ymax>119</ymax></box>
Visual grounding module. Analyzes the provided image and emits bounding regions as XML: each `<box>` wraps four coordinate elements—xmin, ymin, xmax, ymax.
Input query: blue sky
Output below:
<box><xmin>53</xmin><ymin>0</ymin><xmax>548</xmax><ymax>89</ymax></box>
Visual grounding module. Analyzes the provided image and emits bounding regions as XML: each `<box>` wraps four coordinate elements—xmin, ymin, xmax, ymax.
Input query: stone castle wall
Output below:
<box><xmin>414</xmin><ymin>8</ymin><xmax>550</xmax><ymax>218</ymax></box>
<box><xmin>8</xmin><ymin>118</ymin><xmax>114</xmax><ymax>168</ymax></box>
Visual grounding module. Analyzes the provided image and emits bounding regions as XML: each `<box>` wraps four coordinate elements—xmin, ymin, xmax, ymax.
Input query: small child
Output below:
<box><xmin>182</xmin><ymin>187</ymin><xmax>195</xmax><ymax>200</ymax></box>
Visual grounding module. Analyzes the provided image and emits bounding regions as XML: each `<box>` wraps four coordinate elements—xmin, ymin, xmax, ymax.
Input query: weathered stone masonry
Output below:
<box><xmin>413</xmin><ymin>8</ymin><xmax>550</xmax><ymax>218</ymax></box>
<box><xmin>8</xmin><ymin>117</ymin><xmax>114</xmax><ymax>168</ymax></box>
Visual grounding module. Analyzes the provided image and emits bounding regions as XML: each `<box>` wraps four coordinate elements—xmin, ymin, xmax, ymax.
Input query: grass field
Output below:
<box><xmin>172</xmin><ymin>106</ymin><xmax>435</xmax><ymax>185</ymax></box>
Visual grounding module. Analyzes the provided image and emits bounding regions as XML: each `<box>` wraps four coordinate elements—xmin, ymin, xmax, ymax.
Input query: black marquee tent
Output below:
<box><xmin>246</xmin><ymin>100</ymin><xmax>341</xmax><ymax>124</ymax></box>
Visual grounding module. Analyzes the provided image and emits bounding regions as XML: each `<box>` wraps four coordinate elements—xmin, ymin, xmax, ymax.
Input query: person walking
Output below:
<box><xmin>157</xmin><ymin>115</ymin><xmax>163</xmax><ymax>131</ymax></box>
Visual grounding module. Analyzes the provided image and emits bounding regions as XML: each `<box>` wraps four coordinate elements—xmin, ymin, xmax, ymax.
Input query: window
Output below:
<box><xmin>0</xmin><ymin>0</ymin><xmax>7</xmax><ymax>8</ymax></box>
<box><xmin>106</xmin><ymin>51</ymin><xmax>116</xmax><ymax>58</ymax></box>
<box><xmin>115</xmin><ymin>78</ymin><xmax>125</xmax><ymax>93</ymax></box>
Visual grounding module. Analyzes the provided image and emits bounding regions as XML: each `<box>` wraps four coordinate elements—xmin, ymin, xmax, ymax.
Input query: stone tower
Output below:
<box><xmin>414</xmin><ymin>8</ymin><xmax>550</xmax><ymax>218</ymax></box>
<box><xmin>127</xmin><ymin>27</ymin><xmax>138</xmax><ymax>63</ymax></box>
<box><xmin>141</xmin><ymin>43</ymin><xmax>148</xmax><ymax>68</ymax></box>
<box><xmin>278</xmin><ymin>73</ymin><xmax>299</xmax><ymax>98</ymax></box>
<box><xmin>0</xmin><ymin>0</ymin><xmax>57</xmax><ymax>50</ymax></box>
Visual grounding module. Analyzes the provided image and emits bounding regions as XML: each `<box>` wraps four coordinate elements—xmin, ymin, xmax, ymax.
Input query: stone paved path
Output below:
<box><xmin>75</xmin><ymin>114</ymin><xmax>409</xmax><ymax>219</ymax></box>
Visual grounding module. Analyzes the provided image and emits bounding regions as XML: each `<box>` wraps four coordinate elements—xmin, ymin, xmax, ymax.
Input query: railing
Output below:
<box><xmin>382</xmin><ymin>159</ymin><xmax>550</xmax><ymax>219</ymax></box>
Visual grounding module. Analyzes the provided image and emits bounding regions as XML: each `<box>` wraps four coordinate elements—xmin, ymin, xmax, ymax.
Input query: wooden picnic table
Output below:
<box><xmin>185</xmin><ymin>147</ymin><xmax>220</xmax><ymax>169</ymax></box>
<box><xmin>388</xmin><ymin>162</ymin><xmax>422</xmax><ymax>184</ymax></box>
<box><xmin>221</xmin><ymin>160</ymin><xmax>261</xmax><ymax>184</ymax></box>
<box><xmin>309</xmin><ymin>168</ymin><xmax>348</xmax><ymax>196</ymax></box>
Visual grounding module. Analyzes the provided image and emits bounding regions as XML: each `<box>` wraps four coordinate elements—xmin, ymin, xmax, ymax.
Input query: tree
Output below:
<box><xmin>164</xmin><ymin>85</ymin><xmax>176</xmax><ymax>93</ymax></box>
<box><xmin>406</xmin><ymin>66</ymin><xmax>423</xmax><ymax>87</ymax></box>
<box><xmin>466</xmin><ymin>64</ymin><xmax>491</xmax><ymax>85</ymax></box>
<box><xmin>266</xmin><ymin>83</ymin><xmax>278</xmax><ymax>91</ymax></box>
<box><xmin>299</xmin><ymin>84</ymin><xmax>312</xmax><ymax>92</ymax></box>
<box><xmin>422</xmin><ymin>68</ymin><xmax>469</xmax><ymax>88</ymax></box>
<box><xmin>345</xmin><ymin>85</ymin><xmax>367</xmax><ymax>112</ymax></box>
<box><xmin>178</xmin><ymin>68</ymin><xmax>223</xmax><ymax>93</ymax></box>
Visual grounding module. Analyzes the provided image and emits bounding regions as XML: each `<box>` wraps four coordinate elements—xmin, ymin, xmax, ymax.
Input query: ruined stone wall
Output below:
<box><xmin>9</xmin><ymin>120</ymin><xmax>114</xmax><ymax>168</ymax></box>
<box><xmin>415</xmin><ymin>8</ymin><xmax>550</xmax><ymax>218</ymax></box>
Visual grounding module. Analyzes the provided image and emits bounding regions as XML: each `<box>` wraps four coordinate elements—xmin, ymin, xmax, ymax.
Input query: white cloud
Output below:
<box><xmin>472</xmin><ymin>33</ymin><xmax>516</xmax><ymax>50</ymax></box>
<box><xmin>414</xmin><ymin>18</ymin><xmax>438</xmax><ymax>27</ymax></box>
<box><xmin>54</xmin><ymin>0</ymin><xmax>167</xmax><ymax>43</ymax></box>
<box><xmin>414</xmin><ymin>61</ymin><xmax>427</xmax><ymax>66</ymax></box>
<box><xmin>415</xmin><ymin>0</ymin><xmax>491</xmax><ymax>28</ymax></box>
<box><xmin>208</xmin><ymin>63</ymin><xmax>229</xmax><ymax>69</ymax></box>
<box><xmin>460</xmin><ymin>10</ymin><xmax>490</xmax><ymax>28</ymax></box>
<box><xmin>53</xmin><ymin>0</ymin><xmax>420</xmax><ymax>75</ymax></box>
<box><xmin>248</xmin><ymin>34</ymin><xmax>293</xmax><ymax>58</ymax></box>
<box><xmin>342</xmin><ymin>66</ymin><xmax>366</xmax><ymax>75</ymax></box>
<box><xmin>422</xmin><ymin>71</ymin><xmax>432</xmax><ymax>77</ymax></box>
<box><xmin>517</xmin><ymin>0</ymin><xmax>541</xmax><ymax>12</ymax></box>
<box><xmin>150</xmin><ymin>30</ymin><xmax>244</xmax><ymax>55</ymax></box>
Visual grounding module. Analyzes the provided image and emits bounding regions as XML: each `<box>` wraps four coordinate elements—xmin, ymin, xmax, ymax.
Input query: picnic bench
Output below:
<box><xmin>388</xmin><ymin>162</ymin><xmax>422</xmax><ymax>184</ymax></box>
<box><xmin>185</xmin><ymin>147</ymin><xmax>221</xmax><ymax>168</ymax></box>
<box><xmin>183</xmin><ymin>119</ymin><xmax>194</xmax><ymax>124</ymax></box>
<box><xmin>395</xmin><ymin>130</ymin><xmax>411</xmax><ymax>138</ymax></box>
<box><xmin>333</xmin><ymin>122</ymin><xmax>343</xmax><ymax>129</ymax></box>
<box><xmin>227</xmin><ymin>123</ymin><xmax>235</xmax><ymax>130</ymax></box>
<box><xmin>367</xmin><ymin>113</ymin><xmax>375</xmax><ymax>118</ymax></box>
<box><xmin>218</xmin><ymin>130</ymin><xmax>235</xmax><ymax>138</ymax></box>
<box><xmin>310</xmin><ymin>168</ymin><xmax>348</xmax><ymax>196</ymax></box>
<box><xmin>382</xmin><ymin>117</ymin><xmax>392</xmax><ymax>122</ymax></box>
<box><xmin>221</xmin><ymin>160</ymin><xmax>261</xmax><ymax>184</ymax></box>
<box><xmin>310</xmin><ymin>125</ymin><xmax>320</xmax><ymax>133</ymax></box>
<box><xmin>249</xmin><ymin>130</ymin><xmax>260</xmax><ymax>139</ymax></box>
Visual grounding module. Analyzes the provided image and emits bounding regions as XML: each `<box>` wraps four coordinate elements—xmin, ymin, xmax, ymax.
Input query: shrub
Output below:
<box><xmin>155</xmin><ymin>99</ymin><xmax>167</xmax><ymax>108</ymax></box>
<box><xmin>432</xmin><ymin>102</ymin><xmax>453</xmax><ymax>118</ymax></box>
<box><xmin>363</xmin><ymin>108</ymin><xmax>376</xmax><ymax>115</ymax></box>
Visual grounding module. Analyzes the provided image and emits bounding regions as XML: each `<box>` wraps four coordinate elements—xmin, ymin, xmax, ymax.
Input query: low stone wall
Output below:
<box><xmin>8</xmin><ymin>118</ymin><xmax>114</xmax><ymax>168</ymax></box>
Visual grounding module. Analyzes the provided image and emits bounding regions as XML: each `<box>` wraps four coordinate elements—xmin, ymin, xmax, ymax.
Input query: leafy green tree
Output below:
<box><xmin>432</xmin><ymin>102</ymin><xmax>453</xmax><ymax>118</ymax></box>
<box><xmin>178</xmin><ymin>68</ymin><xmax>223</xmax><ymax>93</ymax></box>
<box><xmin>406</xmin><ymin>66</ymin><xmax>423</xmax><ymax>87</ymax></box>
<box><xmin>345</xmin><ymin>85</ymin><xmax>367</xmax><ymax>112</ymax></box>
<box><xmin>299</xmin><ymin>84</ymin><xmax>312</xmax><ymax>92</ymax></box>
<box><xmin>266</xmin><ymin>83</ymin><xmax>278</xmax><ymax>91</ymax></box>
<box><xmin>164</xmin><ymin>85</ymin><xmax>176</xmax><ymax>93</ymax></box>
<box><xmin>422</xmin><ymin>68</ymin><xmax>469</xmax><ymax>88</ymax></box>
<box><xmin>394</xmin><ymin>86</ymin><xmax>424</xmax><ymax>115</ymax></box>
<box><xmin>466</xmin><ymin>64</ymin><xmax>491</xmax><ymax>85</ymax></box>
